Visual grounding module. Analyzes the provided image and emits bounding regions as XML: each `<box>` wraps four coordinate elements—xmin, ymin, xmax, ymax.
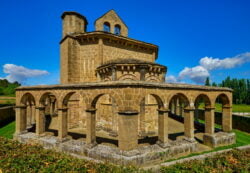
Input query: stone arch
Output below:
<box><xmin>194</xmin><ymin>93</ymin><xmax>212</xmax><ymax>108</ymax></box>
<box><xmin>145</xmin><ymin>75</ymin><xmax>161</xmax><ymax>82</ymax></box>
<box><xmin>118</xmin><ymin>74</ymin><xmax>137</xmax><ymax>81</ymax></box>
<box><xmin>214</xmin><ymin>93</ymin><xmax>230</xmax><ymax>107</ymax></box>
<box><xmin>214</xmin><ymin>93</ymin><xmax>232</xmax><ymax>132</ymax></box>
<box><xmin>19</xmin><ymin>92</ymin><xmax>36</xmax><ymax>130</ymax></box>
<box><xmin>37</xmin><ymin>91</ymin><xmax>59</xmax><ymax>136</ymax></box>
<box><xmin>103</xmin><ymin>21</ymin><xmax>110</xmax><ymax>32</ymax></box>
<box><xmin>168</xmin><ymin>92</ymin><xmax>190</xmax><ymax>113</ymax></box>
<box><xmin>88</xmin><ymin>92</ymin><xmax>119</xmax><ymax>146</ymax></box>
<box><xmin>138</xmin><ymin>93</ymin><xmax>165</xmax><ymax>144</ymax></box>
<box><xmin>114</xmin><ymin>24</ymin><xmax>121</xmax><ymax>35</ymax></box>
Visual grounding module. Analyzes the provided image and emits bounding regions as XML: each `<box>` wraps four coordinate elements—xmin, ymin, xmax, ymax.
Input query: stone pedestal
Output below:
<box><xmin>118</xmin><ymin>111</ymin><xmax>138</xmax><ymax>151</ymax></box>
<box><xmin>203</xmin><ymin>132</ymin><xmax>235</xmax><ymax>148</ymax></box>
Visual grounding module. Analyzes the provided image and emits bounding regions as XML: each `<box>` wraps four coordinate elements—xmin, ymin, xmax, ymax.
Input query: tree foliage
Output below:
<box><xmin>0</xmin><ymin>79</ymin><xmax>21</xmax><ymax>96</ymax></box>
<box><xmin>206</xmin><ymin>77</ymin><xmax>250</xmax><ymax>105</ymax></box>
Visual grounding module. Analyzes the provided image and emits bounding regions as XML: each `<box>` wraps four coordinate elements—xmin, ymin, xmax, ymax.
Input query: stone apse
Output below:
<box><xmin>15</xmin><ymin>10</ymin><xmax>235</xmax><ymax>165</ymax></box>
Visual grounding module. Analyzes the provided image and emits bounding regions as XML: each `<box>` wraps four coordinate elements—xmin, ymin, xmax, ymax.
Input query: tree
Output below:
<box><xmin>205</xmin><ymin>77</ymin><xmax>210</xmax><ymax>86</ymax></box>
<box><xmin>212</xmin><ymin>82</ymin><xmax>217</xmax><ymax>86</ymax></box>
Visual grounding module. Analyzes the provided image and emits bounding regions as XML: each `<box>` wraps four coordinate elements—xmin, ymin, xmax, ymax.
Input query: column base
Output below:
<box><xmin>183</xmin><ymin>137</ymin><xmax>196</xmax><ymax>143</ymax></box>
<box><xmin>203</xmin><ymin>132</ymin><xmax>235</xmax><ymax>148</ymax></box>
<box><xmin>86</xmin><ymin>141</ymin><xmax>98</xmax><ymax>149</ymax></box>
<box><xmin>156</xmin><ymin>140</ymin><xmax>170</xmax><ymax>148</ymax></box>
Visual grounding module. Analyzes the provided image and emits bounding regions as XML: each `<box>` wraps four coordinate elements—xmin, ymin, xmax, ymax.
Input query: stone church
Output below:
<box><xmin>14</xmin><ymin>10</ymin><xmax>235</xmax><ymax>165</ymax></box>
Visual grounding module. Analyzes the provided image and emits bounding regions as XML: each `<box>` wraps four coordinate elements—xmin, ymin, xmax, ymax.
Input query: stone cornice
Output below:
<box><xmin>16</xmin><ymin>81</ymin><xmax>233</xmax><ymax>92</ymax></box>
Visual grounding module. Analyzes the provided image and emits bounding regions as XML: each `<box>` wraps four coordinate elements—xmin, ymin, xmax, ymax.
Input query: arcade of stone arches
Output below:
<box><xmin>15</xmin><ymin>87</ymin><xmax>232</xmax><ymax>150</ymax></box>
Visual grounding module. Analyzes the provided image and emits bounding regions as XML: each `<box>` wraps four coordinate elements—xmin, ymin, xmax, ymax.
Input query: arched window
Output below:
<box><xmin>114</xmin><ymin>24</ymin><xmax>121</xmax><ymax>35</ymax></box>
<box><xmin>103</xmin><ymin>22</ymin><xmax>110</xmax><ymax>32</ymax></box>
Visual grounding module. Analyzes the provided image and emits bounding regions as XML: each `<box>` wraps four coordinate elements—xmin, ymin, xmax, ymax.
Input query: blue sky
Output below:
<box><xmin>0</xmin><ymin>0</ymin><xmax>249</xmax><ymax>85</ymax></box>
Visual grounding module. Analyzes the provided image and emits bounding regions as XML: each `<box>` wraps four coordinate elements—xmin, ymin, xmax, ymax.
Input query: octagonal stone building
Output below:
<box><xmin>14</xmin><ymin>10</ymin><xmax>235</xmax><ymax>165</ymax></box>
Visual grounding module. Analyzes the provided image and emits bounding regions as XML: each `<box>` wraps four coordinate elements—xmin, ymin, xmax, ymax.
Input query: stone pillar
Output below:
<box><xmin>176</xmin><ymin>98</ymin><xmax>180</xmax><ymax>116</ymax></box>
<box><xmin>140</xmin><ymin>67</ymin><xmax>146</xmax><ymax>81</ymax></box>
<box><xmin>118</xmin><ymin>111</ymin><xmax>138</xmax><ymax>151</ymax></box>
<box><xmin>15</xmin><ymin>105</ymin><xmax>27</xmax><ymax>134</ymax></box>
<box><xmin>174</xmin><ymin>98</ymin><xmax>177</xmax><ymax>115</ymax></box>
<box><xmin>86</xmin><ymin>108</ymin><xmax>96</xmax><ymax>144</ymax></box>
<box><xmin>158</xmin><ymin>109</ymin><xmax>169</xmax><ymax>144</ymax></box>
<box><xmin>184</xmin><ymin>108</ymin><xmax>195</xmax><ymax>139</ymax></box>
<box><xmin>171</xmin><ymin>101</ymin><xmax>175</xmax><ymax>114</ymax></box>
<box><xmin>58</xmin><ymin>108</ymin><xmax>68</xmax><ymax>140</ymax></box>
<box><xmin>26</xmin><ymin>104</ymin><xmax>32</xmax><ymax>127</ymax></box>
<box><xmin>222</xmin><ymin>106</ymin><xmax>232</xmax><ymax>132</ymax></box>
<box><xmin>111</xmin><ymin>67</ymin><xmax>116</xmax><ymax>81</ymax></box>
<box><xmin>36</xmin><ymin>106</ymin><xmax>45</xmax><ymax>135</ymax></box>
<box><xmin>205</xmin><ymin>107</ymin><xmax>215</xmax><ymax>134</ymax></box>
<box><xmin>31</xmin><ymin>103</ymin><xmax>36</xmax><ymax>124</ymax></box>
<box><xmin>179</xmin><ymin>101</ymin><xmax>183</xmax><ymax>116</ymax></box>
<box><xmin>140</xmin><ymin>98</ymin><xmax>146</xmax><ymax>136</ymax></box>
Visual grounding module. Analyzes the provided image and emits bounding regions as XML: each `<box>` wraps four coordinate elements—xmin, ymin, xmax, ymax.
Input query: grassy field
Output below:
<box><xmin>0</xmin><ymin>96</ymin><xmax>15</xmax><ymax>104</ymax></box>
<box><xmin>0</xmin><ymin>121</ymin><xmax>15</xmax><ymax>139</ymax></box>
<box><xmin>199</xmin><ymin>103</ymin><xmax>250</xmax><ymax>112</ymax></box>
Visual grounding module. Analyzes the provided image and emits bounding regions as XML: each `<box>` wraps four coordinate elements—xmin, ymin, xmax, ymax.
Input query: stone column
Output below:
<box><xmin>184</xmin><ymin>108</ymin><xmax>195</xmax><ymax>139</ymax></box>
<box><xmin>205</xmin><ymin>107</ymin><xmax>215</xmax><ymax>134</ymax></box>
<box><xmin>176</xmin><ymin>98</ymin><xmax>180</xmax><ymax>116</ymax></box>
<box><xmin>31</xmin><ymin>103</ymin><xmax>36</xmax><ymax>124</ymax></box>
<box><xmin>26</xmin><ymin>104</ymin><xmax>32</xmax><ymax>128</ymax></box>
<box><xmin>222</xmin><ymin>106</ymin><xmax>232</xmax><ymax>132</ymax></box>
<box><xmin>15</xmin><ymin>105</ymin><xmax>27</xmax><ymax>135</ymax></box>
<box><xmin>86</xmin><ymin>108</ymin><xmax>96</xmax><ymax>144</ymax></box>
<box><xmin>111</xmin><ymin>67</ymin><xmax>116</xmax><ymax>81</ymax></box>
<box><xmin>140</xmin><ymin>98</ymin><xmax>146</xmax><ymax>136</ymax></box>
<box><xmin>174</xmin><ymin>98</ymin><xmax>177</xmax><ymax>115</ymax></box>
<box><xmin>36</xmin><ymin>106</ymin><xmax>45</xmax><ymax>135</ymax></box>
<box><xmin>158</xmin><ymin>109</ymin><xmax>169</xmax><ymax>144</ymax></box>
<box><xmin>140</xmin><ymin>67</ymin><xmax>146</xmax><ymax>81</ymax></box>
<box><xmin>58</xmin><ymin>108</ymin><xmax>68</xmax><ymax>140</ymax></box>
<box><xmin>118</xmin><ymin>111</ymin><xmax>138</xmax><ymax>151</ymax></box>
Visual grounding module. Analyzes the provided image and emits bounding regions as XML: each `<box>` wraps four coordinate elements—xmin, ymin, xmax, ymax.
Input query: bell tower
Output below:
<box><xmin>61</xmin><ymin>11</ymin><xmax>88</xmax><ymax>38</ymax></box>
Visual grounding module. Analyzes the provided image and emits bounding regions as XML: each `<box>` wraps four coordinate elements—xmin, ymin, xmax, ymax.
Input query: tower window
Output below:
<box><xmin>103</xmin><ymin>22</ymin><xmax>110</xmax><ymax>32</ymax></box>
<box><xmin>114</xmin><ymin>24</ymin><xmax>121</xmax><ymax>35</ymax></box>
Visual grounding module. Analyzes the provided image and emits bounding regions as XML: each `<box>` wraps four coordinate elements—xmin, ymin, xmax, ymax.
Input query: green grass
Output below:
<box><xmin>198</xmin><ymin>103</ymin><xmax>250</xmax><ymax>112</ymax></box>
<box><xmin>0</xmin><ymin>121</ymin><xmax>15</xmax><ymax>139</ymax></box>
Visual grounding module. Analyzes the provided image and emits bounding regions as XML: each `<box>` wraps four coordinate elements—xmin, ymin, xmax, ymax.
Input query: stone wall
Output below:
<box><xmin>0</xmin><ymin>106</ymin><xmax>15</xmax><ymax>126</ymax></box>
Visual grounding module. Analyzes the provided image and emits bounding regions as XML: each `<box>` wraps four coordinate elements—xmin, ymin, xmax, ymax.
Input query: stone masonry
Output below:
<box><xmin>15</xmin><ymin>10</ymin><xmax>235</xmax><ymax>165</ymax></box>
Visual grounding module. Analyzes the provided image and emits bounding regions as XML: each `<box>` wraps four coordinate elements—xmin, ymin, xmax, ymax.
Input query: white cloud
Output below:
<box><xmin>178</xmin><ymin>66</ymin><xmax>209</xmax><ymax>84</ymax></box>
<box><xmin>167</xmin><ymin>52</ymin><xmax>250</xmax><ymax>84</ymax></box>
<box><xmin>165</xmin><ymin>75</ymin><xmax>178</xmax><ymax>83</ymax></box>
<box><xmin>2</xmin><ymin>64</ymin><xmax>49</xmax><ymax>83</ymax></box>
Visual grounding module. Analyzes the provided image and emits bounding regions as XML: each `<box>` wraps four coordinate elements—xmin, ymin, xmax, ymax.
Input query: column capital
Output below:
<box><xmin>86</xmin><ymin>108</ymin><xmax>97</xmax><ymax>113</ymax></box>
<box><xmin>15</xmin><ymin>105</ymin><xmax>26</xmax><ymax>109</ymax></box>
<box><xmin>223</xmin><ymin>106</ymin><xmax>232</xmax><ymax>109</ymax></box>
<box><xmin>184</xmin><ymin>108</ymin><xmax>195</xmax><ymax>112</ymax></box>
<box><xmin>118</xmin><ymin>110</ymin><xmax>138</xmax><ymax>116</ymax></box>
<box><xmin>35</xmin><ymin>106</ymin><xmax>45</xmax><ymax>110</ymax></box>
<box><xmin>205</xmin><ymin>107</ymin><xmax>215</xmax><ymax>111</ymax></box>
<box><xmin>157</xmin><ymin>109</ymin><xmax>170</xmax><ymax>113</ymax></box>
<box><xmin>57</xmin><ymin>108</ymin><xmax>68</xmax><ymax>111</ymax></box>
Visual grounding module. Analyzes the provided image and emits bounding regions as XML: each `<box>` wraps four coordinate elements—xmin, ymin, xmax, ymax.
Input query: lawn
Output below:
<box><xmin>0</xmin><ymin>121</ymin><xmax>15</xmax><ymax>139</ymax></box>
<box><xmin>0</xmin><ymin>96</ymin><xmax>15</xmax><ymax>104</ymax></box>
<box><xmin>198</xmin><ymin>103</ymin><xmax>250</xmax><ymax>112</ymax></box>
